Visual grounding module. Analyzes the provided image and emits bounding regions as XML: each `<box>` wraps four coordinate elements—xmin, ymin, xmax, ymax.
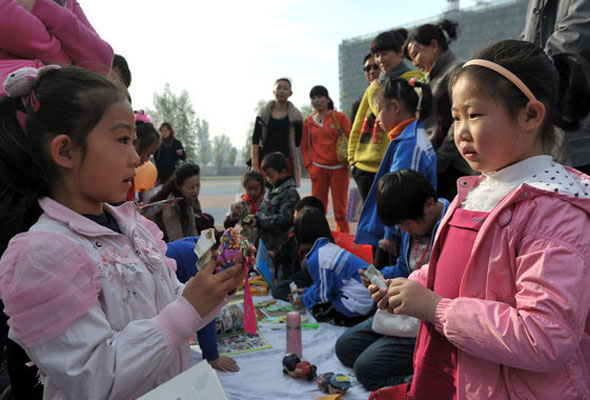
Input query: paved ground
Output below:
<box><xmin>198</xmin><ymin>177</ymin><xmax>358</xmax><ymax>232</ymax></box>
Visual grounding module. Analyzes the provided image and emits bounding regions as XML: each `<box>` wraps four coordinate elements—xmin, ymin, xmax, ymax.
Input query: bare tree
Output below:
<box><xmin>150</xmin><ymin>83</ymin><xmax>199</xmax><ymax>162</ymax></box>
<box><xmin>212</xmin><ymin>134</ymin><xmax>233</xmax><ymax>170</ymax></box>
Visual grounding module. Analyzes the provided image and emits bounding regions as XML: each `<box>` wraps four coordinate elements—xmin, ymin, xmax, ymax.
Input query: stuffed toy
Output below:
<box><xmin>317</xmin><ymin>372</ymin><xmax>351</xmax><ymax>395</ymax></box>
<box><xmin>282</xmin><ymin>353</ymin><xmax>317</xmax><ymax>381</ymax></box>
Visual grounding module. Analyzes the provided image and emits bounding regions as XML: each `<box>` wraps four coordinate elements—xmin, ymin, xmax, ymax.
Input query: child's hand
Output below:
<box><xmin>380</xmin><ymin>238</ymin><xmax>399</xmax><ymax>258</ymax></box>
<box><xmin>358</xmin><ymin>269</ymin><xmax>371</xmax><ymax>288</ymax></box>
<box><xmin>288</xmin><ymin>289</ymin><xmax>303</xmax><ymax>305</ymax></box>
<box><xmin>208</xmin><ymin>355</ymin><xmax>239</xmax><ymax>372</ymax></box>
<box><xmin>369</xmin><ymin>282</ymin><xmax>390</xmax><ymax>309</ymax></box>
<box><xmin>387</xmin><ymin>278</ymin><xmax>442</xmax><ymax>323</ymax></box>
<box><xmin>182</xmin><ymin>259</ymin><xmax>243</xmax><ymax>316</ymax></box>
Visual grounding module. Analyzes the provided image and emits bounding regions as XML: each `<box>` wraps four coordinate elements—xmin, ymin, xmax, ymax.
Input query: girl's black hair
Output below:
<box><xmin>0</xmin><ymin>66</ymin><xmax>126</xmax><ymax>255</ymax></box>
<box><xmin>370</xmin><ymin>29</ymin><xmax>408</xmax><ymax>54</ymax></box>
<box><xmin>375</xmin><ymin>77</ymin><xmax>432</xmax><ymax>120</ymax></box>
<box><xmin>404</xmin><ymin>19</ymin><xmax>458</xmax><ymax>60</ymax></box>
<box><xmin>295</xmin><ymin>196</ymin><xmax>326</xmax><ymax>215</ymax></box>
<box><xmin>309</xmin><ymin>85</ymin><xmax>335</xmax><ymax>110</ymax></box>
<box><xmin>150</xmin><ymin>163</ymin><xmax>201</xmax><ymax>237</ymax></box>
<box><xmin>451</xmin><ymin>39</ymin><xmax>590</xmax><ymax>154</ymax></box>
<box><xmin>135</xmin><ymin>121</ymin><xmax>160</xmax><ymax>157</ymax></box>
<box><xmin>293</xmin><ymin>207</ymin><xmax>334</xmax><ymax>246</ymax></box>
<box><xmin>242</xmin><ymin>170</ymin><xmax>265</xmax><ymax>194</ymax></box>
<box><xmin>159</xmin><ymin>122</ymin><xmax>174</xmax><ymax>137</ymax></box>
<box><xmin>376</xmin><ymin>169</ymin><xmax>436</xmax><ymax>226</ymax></box>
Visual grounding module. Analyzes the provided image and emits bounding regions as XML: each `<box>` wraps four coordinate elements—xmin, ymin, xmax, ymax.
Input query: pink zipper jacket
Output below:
<box><xmin>410</xmin><ymin>169</ymin><xmax>590</xmax><ymax>399</ymax></box>
<box><xmin>0</xmin><ymin>197</ymin><xmax>225</xmax><ymax>400</ymax></box>
<box><xmin>0</xmin><ymin>0</ymin><xmax>113</xmax><ymax>75</ymax></box>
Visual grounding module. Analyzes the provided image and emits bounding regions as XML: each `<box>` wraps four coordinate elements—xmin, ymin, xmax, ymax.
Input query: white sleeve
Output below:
<box><xmin>24</xmin><ymin>295</ymin><xmax>225</xmax><ymax>400</ymax></box>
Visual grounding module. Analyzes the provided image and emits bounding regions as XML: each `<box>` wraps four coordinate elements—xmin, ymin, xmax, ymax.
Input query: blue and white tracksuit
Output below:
<box><xmin>355</xmin><ymin>119</ymin><xmax>437</xmax><ymax>246</ymax></box>
<box><xmin>300</xmin><ymin>238</ymin><xmax>374</xmax><ymax>317</ymax></box>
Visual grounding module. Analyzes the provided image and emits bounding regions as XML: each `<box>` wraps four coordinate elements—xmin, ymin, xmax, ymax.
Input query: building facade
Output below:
<box><xmin>338</xmin><ymin>0</ymin><xmax>528</xmax><ymax>117</ymax></box>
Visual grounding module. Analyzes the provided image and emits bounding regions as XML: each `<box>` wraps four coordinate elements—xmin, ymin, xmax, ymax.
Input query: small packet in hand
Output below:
<box><xmin>194</xmin><ymin>228</ymin><xmax>217</xmax><ymax>272</ymax></box>
<box><xmin>363</xmin><ymin>264</ymin><xmax>387</xmax><ymax>289</ymax></box>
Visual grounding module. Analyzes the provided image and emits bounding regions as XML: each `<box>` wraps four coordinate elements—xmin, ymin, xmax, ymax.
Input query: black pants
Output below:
<box><xmin>351</xmin><ymin>166</ymin><xmax>376</xmax><ymax>203</ymax></box>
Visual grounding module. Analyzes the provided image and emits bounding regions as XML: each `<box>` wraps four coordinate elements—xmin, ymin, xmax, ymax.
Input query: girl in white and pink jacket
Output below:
<box><xmin>0</xmin><ymin>66</ymin><xmax>244</xmax><ymax>399</ymax></box>
<box><xmin>371</xmin><ymin>40</ymin><xmax>590</xmax><ymax>399</ymax></box>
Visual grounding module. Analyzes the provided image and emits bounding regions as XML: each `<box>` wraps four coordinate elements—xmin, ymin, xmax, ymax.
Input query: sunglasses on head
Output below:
<box><xmin>363</xmin><ymin>64</ymin><xmax>380</xmax><ymax>72</ymax></box>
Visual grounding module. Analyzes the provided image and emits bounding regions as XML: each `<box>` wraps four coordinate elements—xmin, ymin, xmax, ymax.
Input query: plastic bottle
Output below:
<box><xmin>286</xmin><ymin>311</ymin><xmax>302</xmax><ymax>358</ymax></box>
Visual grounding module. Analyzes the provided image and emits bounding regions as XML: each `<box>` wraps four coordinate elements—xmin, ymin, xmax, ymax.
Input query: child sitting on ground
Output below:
<box><xmin>271</xmin><ymin>196</ymin><xmax>327</xmax><ymax>300</ymax></box>
<box><xmin>224</xmin><ymin>170</ymin><xmax>265</xmax><ymax>244</ymax></box>
<box><xmin>249</xmin><ymin>152</ymin><xmax>300</xmax><ymax>279</ymax></box>
<box><xmin>335</xmin><ymin>169</ymin><xmax>448</xmax><ymax>391</ymax></box>
<box><xmin>289</xmin><ymin>207</ymin><xmax>374</xmax><ymax>326</ymax></box>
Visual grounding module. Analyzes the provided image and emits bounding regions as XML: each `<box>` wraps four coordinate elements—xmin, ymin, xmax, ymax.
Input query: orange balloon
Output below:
<box><xmin>135</xmin><ymin>161</ymin><xmax>158</xmax><ymax>192</ymax></box>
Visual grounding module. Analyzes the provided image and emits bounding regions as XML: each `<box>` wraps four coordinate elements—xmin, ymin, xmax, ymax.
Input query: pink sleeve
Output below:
<box><xmin>29</xmin><ymin>0</ymin><xmax>113</xmax><ymax>74</ymax></box>
<box><xmin>0</xmin><ymin>231</ymin><xmax>101</xmax><ymax>348</ymax></box>
<box><xmin>152</xmin><ymin>296</ymin><xmax>227</xmax><ymax>349</ymax></box>
<box><xmin>408</xmin><ymin>263</ymin><xmax>429</xmax><ymax>287</ymax></box>
<box><xmin>433</xmin><ymin>235</ymin><xmax>590</xmax><ymax>372</ymax></box>
<box><xmin>0</xmin><ymin>0</ymin><xmax>71</xmax><ymax>64</ymax></box>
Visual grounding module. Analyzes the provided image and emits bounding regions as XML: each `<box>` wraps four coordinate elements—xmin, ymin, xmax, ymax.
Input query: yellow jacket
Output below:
<box><xmin>347</xmin><ymin>69</ymin><xmax>423</xmax><ymax>172</ymax></box>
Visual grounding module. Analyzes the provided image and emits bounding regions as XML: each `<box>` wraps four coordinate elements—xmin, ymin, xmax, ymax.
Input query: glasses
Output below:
<box><xmin>363</xmin><ymin>64</ymin><xmax>380</xmax><ymax>72</ymax></box>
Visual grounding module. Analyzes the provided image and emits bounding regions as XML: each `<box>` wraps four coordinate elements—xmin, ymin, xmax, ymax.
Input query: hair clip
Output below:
<box><xmin>3</xmin><ymin>65</ymin><xmax>61</xmax><ymax>98</ymax></box>
<box><xmin>134</xmin><ymin>110</ymin><xmax>153</xmax><ymax>124</ymax></box>
<box><xmin>438</xmin><ymin>25</ymin><xmax>451</xmax><ymax>43</ymax></box>
<box><xmin>408</xmin><ymin>77</ymin><xmax>418</xmax><ymax>88</ymax></box>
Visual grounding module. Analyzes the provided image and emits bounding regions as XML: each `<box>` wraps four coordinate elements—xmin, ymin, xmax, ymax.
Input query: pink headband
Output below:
<box><xmin>463</xmin><ymin>59</ymin><xmax>537</xmax><ymax>102</ymax></box>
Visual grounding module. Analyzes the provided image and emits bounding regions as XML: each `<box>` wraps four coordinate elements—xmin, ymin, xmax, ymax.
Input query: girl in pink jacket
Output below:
<box><xmin>0</xmin><ymin>66</ymin><xmax>244</xmax><ymax>399</ymax></box>
<box><xmin>0</xmin><ymin>0</ymin><xmax>113</xmax><ymax>75</ymax></box>
<box><xmin>371</xmin><ymin>40</ymin><xmax>590</xmax><ymax>399</ymax></box>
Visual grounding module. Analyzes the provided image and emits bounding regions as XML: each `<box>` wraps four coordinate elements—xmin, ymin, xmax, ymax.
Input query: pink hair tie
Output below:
<box><xmin>134</xmin><ymin>110</ymin><xmax>153</xmax><ymax>124</ymax></box>
<box><xmin>463</xmin><ymin>59</ymin><xmax>537</xmax><ymax>102</ymax></box>
<box><xmin>408</xmin><ymin>77</ymin><xmax>418</xmax><ymax>88</ymax></box>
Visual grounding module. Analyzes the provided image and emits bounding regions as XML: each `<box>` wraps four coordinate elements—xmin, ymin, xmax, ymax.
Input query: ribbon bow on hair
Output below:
<box><xmin>3</xmin><ymin>65</ymin><xmax>61</xmax><ymax>133</ymax></box>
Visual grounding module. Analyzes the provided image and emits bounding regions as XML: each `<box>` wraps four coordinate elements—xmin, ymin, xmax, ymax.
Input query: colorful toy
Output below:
<box><xmin>282</xmin><ymin>354</ymin><xmax>317</xmax><ymax>381</ymax></box>
<box><xmin>216</xmin><ymin>228</ymin><xmax>251</xmax><ymax>271</ymax></box>
<box><xmin>242</xmin><ymin>214</ymin><xmax>255</xmax><ymax>226</ymax></box>
<box><xmin>317</xmin><ymin>373</ymin><xmax>351</xmax><ymax>395</ymax></box>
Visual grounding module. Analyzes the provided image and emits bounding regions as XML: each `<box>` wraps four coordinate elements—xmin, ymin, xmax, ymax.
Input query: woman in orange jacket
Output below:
<box><xmin>302</xmin><ymin>86</ymin><xmax>351</xmax><ymax>233</ymax></box>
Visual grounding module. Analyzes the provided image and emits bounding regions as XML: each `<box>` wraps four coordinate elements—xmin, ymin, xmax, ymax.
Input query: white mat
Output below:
<box><xmin>190</xmin><ymin>301</ymin><xmax>371</xmax><ymax>400</ymax></box>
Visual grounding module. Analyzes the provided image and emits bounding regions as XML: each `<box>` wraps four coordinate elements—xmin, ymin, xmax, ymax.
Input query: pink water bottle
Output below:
<box><xmin>286</xmin><ymin>311</ymin><xmax>302</xmax><ymax>358</ymax></box>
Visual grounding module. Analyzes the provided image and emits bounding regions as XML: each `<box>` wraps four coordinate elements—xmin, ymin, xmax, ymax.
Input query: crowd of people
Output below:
<box><xmin>0</xmin><ymin>1</ymin><xmax>590</xmax><ymax>399</ymax></box>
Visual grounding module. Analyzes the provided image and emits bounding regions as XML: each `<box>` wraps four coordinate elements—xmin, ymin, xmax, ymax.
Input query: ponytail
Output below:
<box><xmin>378</xmin><ymin>77</ymin><xmax>432</xmax><ymax>120</ymax></box>
<box><xmin>412</xmin><ymin>80</ymin><xmax>432</xmax><ymax>120</ymax></box>
<box><xmin>552</xmin><ymin>52</ymin><xmax>590</xmax><ymax>132</ymax></box>
<box><xmin>0</xmin><ymin>97</ymin><xmax>44</xmax><ymax>255</ymax></box>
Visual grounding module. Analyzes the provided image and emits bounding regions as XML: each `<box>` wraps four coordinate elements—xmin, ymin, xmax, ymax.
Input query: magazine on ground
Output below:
<box><xmin>192</xmin><ymin>300</ymin><xmax>272</xmax><ymax>356</ymax></box>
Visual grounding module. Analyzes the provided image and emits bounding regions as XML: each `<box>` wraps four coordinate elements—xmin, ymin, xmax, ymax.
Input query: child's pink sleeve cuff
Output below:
<box><xmin>152</xmin><ymin>297</ymin><xmax>203</xmax><ymax>349</ymax></box>
<box><xmin>152</xmin><ymin>296</ymin><xmax>228</xmax><ymax>349</ymax></box>
<box><xmin>434</xmin><ymin>298</ymin><xmax>453</xmax><ymax>334</ymax></box>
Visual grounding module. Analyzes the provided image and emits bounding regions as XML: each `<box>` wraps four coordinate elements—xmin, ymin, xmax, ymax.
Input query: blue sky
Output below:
<box><xmin>81</xmin><ymin>0</ymin><xmax>478</xmax><ymax>150</ymax></box>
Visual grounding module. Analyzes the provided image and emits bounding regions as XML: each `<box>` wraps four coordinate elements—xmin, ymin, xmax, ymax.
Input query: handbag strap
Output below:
<box><xmin>331</xmin><ymin>111</ymin><xmax>344</xmax><ymax>135</ymax></box>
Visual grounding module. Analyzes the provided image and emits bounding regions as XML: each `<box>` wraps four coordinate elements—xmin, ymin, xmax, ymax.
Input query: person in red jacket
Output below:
<box><xmin>302</xmin><ymin>85</ymin><xmax>351</xmax><ymax>233</ymax></box>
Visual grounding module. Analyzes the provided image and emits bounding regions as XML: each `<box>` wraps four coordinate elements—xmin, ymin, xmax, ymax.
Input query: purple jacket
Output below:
<box><xmin>411</xmin><ymin>170</ymin><xmax>590</xmax><ymax>399</ymax></box>
<box><xmin>0</xmin><ymin>0</ymin><xmax>113</xmax><ymax>75</ymax></box>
